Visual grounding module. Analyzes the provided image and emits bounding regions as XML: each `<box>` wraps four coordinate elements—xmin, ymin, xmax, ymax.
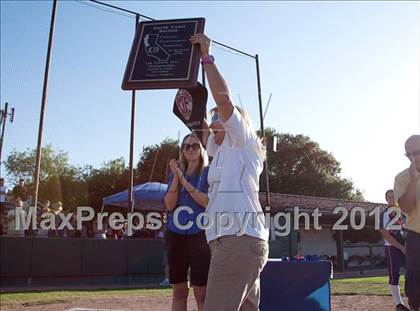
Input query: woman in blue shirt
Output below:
<box><xmin>164</xmin><ymin>133</ymin><xmax>210</xmax><ymax>311</ymax></box>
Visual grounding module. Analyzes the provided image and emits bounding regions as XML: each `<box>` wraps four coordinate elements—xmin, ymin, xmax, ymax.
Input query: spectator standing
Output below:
<box><xmin>12</xmin><ymin>179</ymin><xmax>27</xmax><ymax>201</ymax></box>
<box><xmin>380</xmin><ymin>189</ymin><xmax>409</xmax><ymax>311</ymax></box>
<box><xmin>0</xmin><ymin>178</ymin><xmax>8</xmax><ymax>235</ymax></box>
<box><xmin>130</xmin><ymin>217</ymin><xmax>144</xmax><ymax>239</ymax></box>
<box><xmin>394</xmin><ymin>135</ymin><xmax>420</xmax><ymax>311</ymax></box>
<box><xmin>54</xmin><ymin>201</ymin><xmax>65</xmax><ymax>237</ymax></box>
<box><xmin>70</xmin><ymin>214</ymin><xmax>82</xmax><ymax>238</ymax></box>
<box><xmin>39</xmin><ymin>200</ymin><xmax>51</xmax><ymax>217</ymax></box>
<box><xmin>37</xmin><ymin>202</ymin><xmax>51</xmax><ymax>238</ymax></box>
<box><xmin>87</xmin><ymin>222</ymin><xmax>94</xmax><ymax>238</ymax></box>
<box><xmin>93</xmin><ymin>218</ymin><xmax>107</xmax><ymax>239</ymax></box>
<box><xmin>0</xmin><ymin>178</ymin><xmax>7</xmax><ymax>208</ymax></box>
<box><xmin>7</xmin><ymin>198</ymin><xmax>26</xmax><ymax>237</ymax></box>
<box><xmin>158</xmin><ymin>227</ymin><xmax>170</xmax><ymax>286</ymax></box>
<box><xmin>23</xmin><ymin>194</ymin><xmax>35</xmax><ymax>237</ymax></box>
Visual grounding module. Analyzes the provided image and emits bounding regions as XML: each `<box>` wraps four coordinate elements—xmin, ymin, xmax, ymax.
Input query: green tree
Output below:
<box><xmin>136</xmin><ymin>138</ymin><xmax>180</xmax><ymax>184</ymax></box>
<box><xmin>84</xmin><ymin>158</ymin><xmax>129</xmax><ymax>210</ymax></box>
<box><xmin>5</xmin><ymin>144</ymin><xmax>75</xmax><ymax>184</ymax></box>
<box><xmin>262</xmin><ymin>129</ymin><xmax>364</xmax><ymax>201</ymax></box>
<box><xmin>4</xmin><ymin>132</ymin><xmax>364</xmax><ymax>210</ymax></box>
<box><xmin>4</xmin><ymin>144</ymin><xmax>86</xmax><ymax>209</ymax></box>
<box><xmin>39</xmin><ymin>174</ymin><xmax>88</xmax><ymax>210</ymax></box>
<box><xmin>86</xmin><ymin>139</ymin><xmax>179</xmax><ymax>209</ymax></box>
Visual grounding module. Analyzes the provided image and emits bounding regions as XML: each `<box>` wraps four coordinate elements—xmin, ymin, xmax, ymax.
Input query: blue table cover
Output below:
<box><xmin>260</xmin><ymin>259</ymin><xmax>333</xmax><ymax>311</ymax></box>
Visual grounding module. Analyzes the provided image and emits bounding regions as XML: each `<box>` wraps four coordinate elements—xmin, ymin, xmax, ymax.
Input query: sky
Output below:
<box><xmin>1</xmin><ymin>0</ymin><xmax>419</xmax><ymax>203</ymax></box>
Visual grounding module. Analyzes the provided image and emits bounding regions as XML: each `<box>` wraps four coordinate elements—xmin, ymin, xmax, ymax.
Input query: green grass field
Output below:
<box><xmin>331</xmin><ymin>276</ymin><xmax>403</xmax><ymax>296</ymax></box>
<box><xmin>0</xmin><ymin>288</ymin><xmax>173</xmax><ymax>307</ymax></box>
<box><xmin>0</xmin><ymin>276</ymin><xmax>402</xmax><ymax>307</ymax></box>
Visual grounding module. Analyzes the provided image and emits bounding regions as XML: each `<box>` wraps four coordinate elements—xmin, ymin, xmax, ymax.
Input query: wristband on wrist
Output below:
<box><xmin>201</xmin><ymin>55</ymin><xmax>215</xmax><ymax>65</ymax></box>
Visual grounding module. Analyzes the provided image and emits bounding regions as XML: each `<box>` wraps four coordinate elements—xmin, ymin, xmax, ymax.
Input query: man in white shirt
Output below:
<box><xmin>191</xmin><ymin>33</ymin><xmax>269</xmax><ymax>311</ymax></box>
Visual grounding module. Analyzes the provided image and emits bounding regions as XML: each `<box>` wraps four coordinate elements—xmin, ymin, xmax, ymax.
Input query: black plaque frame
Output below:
<box><xmin>122</xmin><ymin>18</ymin><xmax>205</xmax><ymax>90</ymax></box>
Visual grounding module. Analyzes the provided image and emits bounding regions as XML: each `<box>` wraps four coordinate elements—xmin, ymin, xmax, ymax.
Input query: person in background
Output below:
<box><xmin>12</xmin><ymin>179</ymin><xmax>27</xmax><ymax>201</ymax></box>
<box><xmin>23</xmin><ymin>194</ymin><xmax>33</xmax><ymax>211</ymax></box>
<box><xmin>36</xmin><ymin>200</ymin><xmax>50</xmax><ymax>228</ymax></box>
<box><xmin>23</xmin><ymin>194</ymin><xmax>35</xmax><ymax>237</ymax></box>
<box><xmin>70</xmin><ymin>214</ymin><xmax>82</xmax><ymax>238</ymax></box>
<box><xmin>0</xmin><ymin>178</ymin><xmax>8</xmax><ymax>236</ymax></box>
<box><xmin>108</xmin><ymin>228</ymin><xmax>118</xmax><ymax>239</ymax></box>
<box><xmin>105</xmin><ymin>217</ymin><xmax>116</xmax><ymax>239</ymax></box>
<box><xmin>394</xmin><ymin>135</ymin><xmax>420</xmax><ymax>311</ymax></box>
<box><xmin>380</xmin><ymin>189</ymin><xmax>410</xmax><ymax>311</ymax></box>
<box><xmin>0</xmin><ymin>178</ymin><xmax>8</xmax><ymax>207</ymax></box>
<box><xmin>37</xmin><ymin>204</ymin><xmax>51</xmax><ymax>238</ymax></box>
<box><xmin>108</xmin><ymin>217</ymin><xmax>124</xmax><ymax>239</ymax></box>
<box><xmin>86</xmin><ymin>221</ymin><xmax>94</xmax><ymax>238</ymax></box>
<box><xmin>49</xmin><ymin>201</ymin><xmax>63</xmax><ymax>237</ymax></box>
<box><xmin>158</xmin><ymin>226</ymin><xmax>170</xmax><ymax>286</ymax></box>
<box><xmin>56</xmin><ymin>202</ymin><xmax>66</xmax><ymax>237</ymax></box>
<box><xmin>7</xmin><ymin>198</ymin><xmax>26</xmax><ymax>237</ymax></box>
<box><xmin>122</xmin><ymin>221</ymin><xmax>128</xmax><ymax>239</ymax></box>
<box><xmin>40</xmin><ymin>198</ymin><xmax>50</xmax><ymax>211</ymax></box>
<box><xmin>93</xmin><ymin>217</ymin><xmax>107</xmax><ymax>239</ymax></box>
<box><xmin>130</xmin><ymin>217</ymin><xmax>144</xmax><ymax>239</ymax></box>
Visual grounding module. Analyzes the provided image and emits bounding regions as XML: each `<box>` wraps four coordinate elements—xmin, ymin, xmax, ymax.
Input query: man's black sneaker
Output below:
<box><xmin>396</xmin><ymin>304</ymin><xmax>410</xmax><ymax>311</ymax></box>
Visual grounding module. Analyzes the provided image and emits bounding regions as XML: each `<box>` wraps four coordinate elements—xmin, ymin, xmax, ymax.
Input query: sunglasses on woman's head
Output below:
<box><xmin>182</xmin><ymin>143</ymin><xmax>201</xmax><ymax>151</ymax></box>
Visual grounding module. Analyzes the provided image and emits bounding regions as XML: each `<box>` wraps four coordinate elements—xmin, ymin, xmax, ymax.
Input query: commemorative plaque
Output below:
<box><xmin>122</xmin><ymin>18</ymin><xmax>205</xmax><ymax>90</ymax></box>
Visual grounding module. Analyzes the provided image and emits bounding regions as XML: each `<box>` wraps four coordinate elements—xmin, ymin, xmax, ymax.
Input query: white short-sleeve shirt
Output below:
<box><xmin>381</xmin><ymin>209</ymin><xmax>406</xmax><ymax>246</ymax></box>
<box><xmin>206</xmin><ymin>107</ymin><xmax>269</xmax><ymax>243</ymax></box>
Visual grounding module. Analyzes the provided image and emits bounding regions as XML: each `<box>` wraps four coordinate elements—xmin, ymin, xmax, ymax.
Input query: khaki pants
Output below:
<box><xmin>204</xmin><ymin>235</ymin><xmax>269</xmax><ymax>311</ymax></box>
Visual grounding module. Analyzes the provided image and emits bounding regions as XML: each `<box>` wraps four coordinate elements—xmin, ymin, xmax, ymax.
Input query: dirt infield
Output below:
<box><xmin>1</xmin><ymin>294</ymin><xmax>408</xmax><ymax>311</ymax></box>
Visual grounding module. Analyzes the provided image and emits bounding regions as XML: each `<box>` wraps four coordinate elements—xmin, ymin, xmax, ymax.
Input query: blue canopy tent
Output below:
<box><xmin>102</xmin><ymin>182</ymin><xmax>168</xmax><ymax>212</ymax></box>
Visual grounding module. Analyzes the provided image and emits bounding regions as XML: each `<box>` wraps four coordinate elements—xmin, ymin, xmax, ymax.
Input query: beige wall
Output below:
<box><xmin>298</xmin><ymin>228</ymin><xmax>336</xmax><ymax>256</ymax></box>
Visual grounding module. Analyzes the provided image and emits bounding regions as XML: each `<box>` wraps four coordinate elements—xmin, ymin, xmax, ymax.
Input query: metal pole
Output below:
<box><xmin>33</xmin><ymin>0</ymin><xmax>58</xmax><ymax>207</ymax></box>
<box><xmin>201</xmin><ymin>66</ymin><xmax>206</xmax><ymax>143</ymax></box>
<box><xmin>0</xmin><ymin>102</ymin><xmax>8</xmax><ymax>168</ymax></box>
<box><xmin>255</xmin><ymin>54</ymin><xmax>270</xmax><ymax>209</ymax></box>
<box><xmin>336</xmin><ymin>230</ymin><xmax>345</xmax><ymax>272</ymax></box>
<box><xmin>201</xmin><ymin>66</ymin><xmax>206</xmax><ymax>86</ymax></box>
<box><xmin>128</xmin><ymin>14</ymin><xmax>140</xmax><ymax>214</ymax></box>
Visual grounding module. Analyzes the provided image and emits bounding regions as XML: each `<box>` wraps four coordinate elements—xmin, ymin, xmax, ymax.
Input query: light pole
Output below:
<box><xmin>33</xmin><ymin>0</ymin><xmax>57</xmax><ymax>208</ymax></box>
<box><xmin>0</xmin><ymin>102</ymin><xmax>15</xmax><ymax>175</ymax></box>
